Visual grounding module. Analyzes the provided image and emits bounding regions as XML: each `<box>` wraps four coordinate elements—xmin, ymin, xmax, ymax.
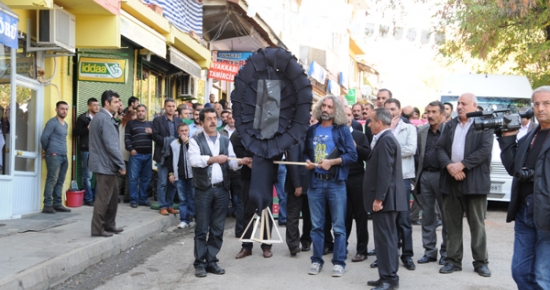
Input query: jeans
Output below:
<box><xmin>308</xmin><ymin>177</ymin><xmax>347</xmax><ymax>267</ymax></box>
<box><xmin>157</xmin><ymin>163</ymin><xmax>177</xmax><ymax>209</ymax></box>
<box><xmin>81</xmin><ymin>151</ymin><xmax>95</xmax><ymax>202</ymax></box>
<box><xmin>193</xmin><ymin>186</ymin><xmax>229</xmax><ymax>269</ymax></box>
<box><xmin>512</xmin><ymin>199</ymin><xmax>550</xmax><ymax>290</ymax></box>
<box><xmin>397</xmin><ymin>179</ymin><xmax>414</xmax><ymax>259</ymax></box>
<box><xmin>43</xmin><ymin>154</ymin><xmax>68</xmax><ymax>207</ymax></box>
<box><xmin>129</xmin><ymin>153</ymin><xmax>152</xmax><ymax>204</ymax></box>
<box><xmin>275</xmin><ymin>165</ymin><xmax>287</xmax><ymax>223</ymax></box>
<box><xmin>176</xmin><ymin>178</ymin><xmax>195</xmax><ymax>223</ymax></box>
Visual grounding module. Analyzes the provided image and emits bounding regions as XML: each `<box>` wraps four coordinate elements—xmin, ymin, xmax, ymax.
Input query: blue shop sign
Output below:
<box><xmin>0</xmin><ymin>8</ymin><xmax>18</xmax><ymax>49</ymax></box>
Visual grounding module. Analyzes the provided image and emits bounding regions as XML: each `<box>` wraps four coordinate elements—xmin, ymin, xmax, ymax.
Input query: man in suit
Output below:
<box><xmin>517</xmin><ymin>109</ymin><xmax>537</xmax><ymax>140</ymax></box>
<box><xmin>89</xmin><ymin>90</ymin><xmax>126</xmax><ymax>237</ymax></box>
<box><xmin>343</xmin><ymin>106</ymin><xmax>371</xmax><ymax>262</ymax></box>
<box><xmin>152</xmin><ymin>99</ymin><xmax>182</xmax><ymax>215</ymax></box>
<box><xmin>285</xmin><ymin>142</ymin><xmax>312</xmax><ymax>256</ymax></box>
<box><xmin>304</xmin><ymin>96</ymin><xmax>357</xmax><ymax>277</ymax></box>
<box><xmin>415</xmin><ymin>101</ymin><xmax>448</xmax><ymax>266</ymax></box>
<box><xmin>364</xmin><ymin>108</ymin><xmax>408</xmax><ymax>290</ymax></box>
<box><xmin>437</xmin><ymin>93</ymin><xmax>493</xmax><ymax>277</ymax></box>
<box><xmin>499</xmin><ymin>86</ymin><xmax>550</xmax><ymax>289</ymax></box>
<box><xmin>363</xmin><ymin>103</ymin><xmax>374</xmax><ymax>144</ymax></box>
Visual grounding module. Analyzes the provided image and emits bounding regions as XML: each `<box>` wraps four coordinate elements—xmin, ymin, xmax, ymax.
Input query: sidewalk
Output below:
<box><xmin>0</xmin><ymin>203</ymin><xmax>180</xmax><ymax>290</ymax></box>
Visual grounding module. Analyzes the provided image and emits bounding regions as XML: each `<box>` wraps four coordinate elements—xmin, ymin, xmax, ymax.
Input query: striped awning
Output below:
<box><xmin>141</xmin><ymin>0</ymin><xmax>203</xmax><ymax>36</ymax></box>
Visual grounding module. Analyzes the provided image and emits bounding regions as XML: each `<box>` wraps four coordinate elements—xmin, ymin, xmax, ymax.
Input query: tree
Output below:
<box><xmin>434</xmin><ymin>0</ymin><xmax>550</xmax><ymax>87</ymax></box>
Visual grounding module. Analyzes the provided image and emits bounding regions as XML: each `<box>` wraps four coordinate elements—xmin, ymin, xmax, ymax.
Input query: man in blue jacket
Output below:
<box><xmin>304</xmin><ymin>96</ymin><xmax>357</xmax><ymax>277</ymax></box>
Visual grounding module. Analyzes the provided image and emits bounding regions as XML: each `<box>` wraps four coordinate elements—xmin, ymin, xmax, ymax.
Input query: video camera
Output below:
<box><xmin>466</xmin><ymin>109</ymin><xmax>534</xmax><ymax>133</ymax></box>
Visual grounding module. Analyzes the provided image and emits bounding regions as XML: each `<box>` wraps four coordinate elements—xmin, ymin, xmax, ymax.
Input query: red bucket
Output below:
<box><xmin>66</xmin><ymin>190</ymin><xmax>84</xmax><ymax>208</ymax></box>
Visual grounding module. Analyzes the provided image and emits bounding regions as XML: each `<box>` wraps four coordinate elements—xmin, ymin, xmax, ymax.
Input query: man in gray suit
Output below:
<box><xmin>437</xmin><ymin>93</ymin><xmax>493</xmax><ymax>277</ymax></box>
<box><xmin>415</xmin><ymin>101</ymin><xmax>447</xmax><ymax>266</ymax></box>
<box><xmin>364</xmin><ymin>108</ymin><xmax>408</xmax><ymax>290</ymax></box>
<box><xmin>89</xmin><ymin>90</ymin><xmax>126</xmax><ymax>237</ymax></box>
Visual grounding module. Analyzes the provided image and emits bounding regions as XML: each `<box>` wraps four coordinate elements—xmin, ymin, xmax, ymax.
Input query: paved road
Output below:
<box><xmin>78</xmin><ymin>203</ymin><xmax>517</xmax><ymax>290</ymax></box>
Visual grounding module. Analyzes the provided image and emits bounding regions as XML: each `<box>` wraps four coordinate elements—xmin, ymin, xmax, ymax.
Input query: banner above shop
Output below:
<box><xmin>208</xmin><ymin>61</ymin><xmax>240</xmax><ymax>82</ymax></box>
<box><xmin>169</xmin><ymin>46</ymin><xmax>201</xmax><ymax>78</ymax></box>
<box><xmin>217</xmin><ymin>51</ymin><xmax>253</xmax><ymax>67</ymax></box>
<box><xmin>78</xmin><ymin>57</ymin><xmax>127</xmax><ymax>83</ymax></box>
<box><xmin>0</xmin><ymin>6</ymin><xmax>19</xmax><ymax>49</ymax></box>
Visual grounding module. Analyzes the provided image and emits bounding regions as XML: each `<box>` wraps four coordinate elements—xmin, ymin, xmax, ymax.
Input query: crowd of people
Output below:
<box><xmin>38</xmin><ymin>86</ymin><xmax>550</xmax><ymax>289</ymax></box>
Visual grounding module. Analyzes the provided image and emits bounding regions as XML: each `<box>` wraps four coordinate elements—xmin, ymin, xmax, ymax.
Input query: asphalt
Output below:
<box><xmin>0</xmin><ymin>202</ymin><xmax>180</xmax><ymax>290</ymax></box>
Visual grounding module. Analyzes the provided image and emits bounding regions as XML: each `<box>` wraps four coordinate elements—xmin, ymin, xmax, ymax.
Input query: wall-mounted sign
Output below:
<box><xmin>208</xmin><ymin>61</ymin><xmax>239</xmax><ymax>82</ymax></box>
<box><xmin>217</xmin><ymin>51</ymin><xmax>253</xmax><ymax>67</ymax></box>
<box><xmin>0</xmin><ymin>8</ymin><xmax>19</xmax><ymax>49</ymax></box>
<box><xmin>78</xmin><ymin>57</ymin><xmax>127</xmax><ymax>83</ymax></box>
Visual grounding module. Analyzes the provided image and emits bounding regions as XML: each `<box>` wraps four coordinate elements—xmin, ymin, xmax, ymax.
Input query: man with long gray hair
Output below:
<box><xmin>304</xmin><ymin>96</ymin><xmax>357</xmax><ymax>277</ymax></box>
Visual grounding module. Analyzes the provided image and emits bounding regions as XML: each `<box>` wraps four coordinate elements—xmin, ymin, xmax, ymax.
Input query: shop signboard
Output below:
<box><xmin>217</xmin><ymin>51</ymin><xmax>253</xmax><ymax>67</ymax></box>
<box><xmin>207</xmin><ymin>61</ymin><xmax>240</xmax><ymax>82</ymax></box>
<box><xmin>345</xmin><ymin>88</ymin><xmax>356</xmax><ymax>106</ymax></box>
<box><xmin>78</xmin><ymin>57</ymin><xmax>127</xmax><ymax>83</ymax></box>
<box><xmin>0</xmin><ymin>8</ymin><xmax>18</xmax><ymax>49</ymax></box>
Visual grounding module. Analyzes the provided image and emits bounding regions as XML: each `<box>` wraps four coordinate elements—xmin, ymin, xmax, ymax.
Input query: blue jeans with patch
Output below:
<box><xmin>44</xmin><ymin>154</ymin><xmax>69</xmax><ymax>207</ymax></box>
<box><xmin>129</xmin><ymin>153</ymin><xmax>152</xmax><ymax>204</ymax></box>
<box><xmin>81</xmin><ymin>151</ymin><xmax>95</xmax><ymax>202</ymax></box>
<box><xmin>308</xmin><ymin>177</ymin><xmax>347</xmax><ymax>267</ymax></box>
<box><xmin>176</xmin><ymin>178</ymin><xmax>195</xmax><ymax>223</ymax></box>
<box><xmin>512</xmin><ymin>198</ymin><xmax>550</xmax><ymax>290</ymax></box>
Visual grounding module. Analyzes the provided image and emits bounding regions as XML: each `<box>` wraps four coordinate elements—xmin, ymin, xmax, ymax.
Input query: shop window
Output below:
<box><xmin>15</xmin><ymin>39</ymin><xmax>37</xmax><ymax>80</ymax></box>
<box><xmin>135</xmin><ymin>68</ymin><xmax>164</xmax><ymax>119</ymax></box>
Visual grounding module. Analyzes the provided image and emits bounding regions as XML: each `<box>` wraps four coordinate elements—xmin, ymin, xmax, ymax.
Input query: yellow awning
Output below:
<box><xmin>3</xmin><ymin>0</ymin><xmax>53</xmax><ymax>9</ymax></box>
<box><xmin>167</xmin><ymin>26</ymin><xmax>211</xmax><ymax>69</ymax></box>
<box><xmin>349</xmin><ymin>36</ymin><xmax>365</xmax><ymax>56</ymax></box>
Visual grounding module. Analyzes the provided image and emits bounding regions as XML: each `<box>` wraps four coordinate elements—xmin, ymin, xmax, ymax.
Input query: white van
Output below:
<box><xmin>439</xmin><ymin>74</ymin><xmax>533</xmax><ymax>202</ymax></box>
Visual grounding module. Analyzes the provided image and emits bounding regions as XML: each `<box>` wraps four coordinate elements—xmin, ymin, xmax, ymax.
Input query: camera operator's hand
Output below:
<box><xmin>502</xmin><ymin>130</ymin><xmax>519</xmax><ymax>137</ymax></box>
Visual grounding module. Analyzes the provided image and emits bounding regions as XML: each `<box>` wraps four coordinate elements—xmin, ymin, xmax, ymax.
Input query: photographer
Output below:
<box><xmin>499</xmin><ymin>86</ymin><xmax>550</xmax><ymax>289</ymax></box>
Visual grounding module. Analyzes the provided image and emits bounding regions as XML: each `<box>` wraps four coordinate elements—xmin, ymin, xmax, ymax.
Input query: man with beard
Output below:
<box><xmin>352</xmin><ymin>103</ymin><xmax>364</xmax><ymax>120</ymax></box>
<box><xmin>190</xmin><ymin>109</ymin><xmax>202</xmax><ymax>137</ymax></box>
<box><xmin>304</xmin><ymin>96</ymin><xmax>357</xmax><ymax>277</ymax></box>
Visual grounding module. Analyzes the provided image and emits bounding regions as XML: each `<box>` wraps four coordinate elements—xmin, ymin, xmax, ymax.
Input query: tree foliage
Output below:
<box><xmin>434</xmin><ymin>0</ymin><xmax>550</xmax><ymax>87</ymax></box>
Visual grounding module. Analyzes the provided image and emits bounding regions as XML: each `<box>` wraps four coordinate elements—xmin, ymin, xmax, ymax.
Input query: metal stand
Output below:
<box><xmin>240</xmin><ymin>207</ymin><xmax>283</xmax><ymax>244</ymax></box>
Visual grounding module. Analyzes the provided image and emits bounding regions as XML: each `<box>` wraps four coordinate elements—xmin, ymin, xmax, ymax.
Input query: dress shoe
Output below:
<box><xmin>195</xmin><ymin>268</ymin><xmax>207</xmax><ymax>278</ymax></box>
<box><xmin>42</xmin><ymin>206</ymin><xmax>56</xmax><ymax>214</ymax></box>
<box><xmin>402</xmin><ymin>258</ymin><xmax>416</xmax><ymax>270</ymax></box>
<box><xmin>367</xmin><ymin>279</ymin><xmax>381</xmax><ymax>286</ymax></box>
<box><xmin>262</xmin><ymin>248</ymin><xmax>273</xmax><ymax>258</ymax></box>
<box><xmin>167</xmin><ymin>208</ymin><xmax>179</xmax><ymax>214</ymax></box>
<box><xmin>474</xmin><ymin>265</ymin><xmax>491</xmax><ymax>277</ymax></box>
<box><xmin>301</xmin><ymin>243</ymin><xmax>311</xmax><ymax>252</ymax></box>
<box><xmin>370</xmin><ymin>260</ymin><xmax>378</xmax><ymax>268</ymax></box>
<box><xmin>290</xmin><ymin>247</ymin><xmax>301</xmax><ymax>256</ymax></box>
<box><xmin>139</xmin><ymin>201</ymin><xmax>151</xmax><ymax>207</ymax></box>
<box><xmin>92</xmin><ymin>231</ymin><xmax>113</xmax><ymax>237</ymax></box>
<box><xmin>371</xmin><ymin>282</ymin><xmax>399</xmax><ymax>290</ymax></box>
<box><xmin>439</xmin><ymin>263</ymin><xmax>462</xmax><ymax>274</ymax></box>
<box><xmin>159</xmin><ymin>208</ymin><xmax>169</xmax><ymax>215</ymax></box>
<box><xmin>367</xmin><ymin>249</ymin><xmax>376</xmax><ymax>256</ymax></box>
<box><xmin>83</xmin><ymin>201</ymin><xmax>94</xmax><ymax>206</ymax></box>
<box><xmin>439</xmin><ymin>256</ymin><xmax>446</xmax><ymax>265</ymax></box>
<box><xmin>206</xmin><ymin>264</ymin><xmax>225</xmax><ymax>275</ymax></box>
<box><xmin>53</xmin><ymin>206</ymin><xmax>71</xmax><ymax>212</ymax></box>
<box><xmin>417</xmin><ymin>255</ymin><xmax>437</xmax><ymax>264</ymax></box>
<box><xmin>130</xmin><ymin>202</ymin><xmax>138</xmax><ymax>208</ymax></box>
<box><xmin>278</xmin><ymin>221</ymin><xmax>286</xmax><ymax>226</ymax></box>
<box><xmin>235</xmin><ymin>248</ymin><xmax>252</xmax><ymax>259</ymax></box>
<box><xmin>352</xmin><ymin>254</ymin><xmax>367</xmax><ymax>262</ymax></box>
<box><xmin>105</xmin><ymin>227</ymin><xmax>123</xmax><ymax>234</ymax></box>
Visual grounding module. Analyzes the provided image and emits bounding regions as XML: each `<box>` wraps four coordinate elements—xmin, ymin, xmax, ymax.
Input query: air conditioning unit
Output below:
<box><xmin>36</xmin><ymin>5</ymin><xmax>76</xmax><ymax>53</ymax></box>
<box><xmin>178</xmin><ymin>74</ymin><xmax>196</xmax><ymax>99</ymax></box>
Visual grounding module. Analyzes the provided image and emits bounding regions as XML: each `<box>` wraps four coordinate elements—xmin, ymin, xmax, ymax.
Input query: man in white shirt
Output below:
<box><xmin>188</xmin><ymin>107</ymin><xmax>247</xmax><ymax>278</ymax></box>
<box><xmin>517</xmin><ymin>115</ymin><xmax>536</xmax><ymax>140</ymax></box>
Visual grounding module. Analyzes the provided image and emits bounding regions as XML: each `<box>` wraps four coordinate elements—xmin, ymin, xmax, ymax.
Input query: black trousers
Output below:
<box><xmin>91</xmin><ymin>174</ymin><xmax>119</xmax><ymax>235</ymax></box>
<box><xmin>397</xmin><ymin>179</ymin><xmax>414</xmax><ymax>260</ymax></box>
<box><xmin>286</xmin><ymin>189</ymin><xmax>312</xmax><ymax>250</ymax></box>
<box><xmin>241</xmin><ymin>179</ymin><xmax>272</xmax><ymax>250</ymax></box>
<box><xmin>229</xmin><ymin>175</ymin><xmax>244</xmax><ymax>237</ymax></box>
<box><xmin>345</xmin><ymin>174</ymin><xmax>369</xmax><ymax>255</ymax></box>
<box><xmin>373</xmin><ymin>211</ymin><xmax>400</xmax><ymax>284</ymax></box>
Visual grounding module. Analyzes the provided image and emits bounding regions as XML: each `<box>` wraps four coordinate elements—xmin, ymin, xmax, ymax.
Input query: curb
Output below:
<box><xmin>0</xmin><ymin>215</ymin><xmax>179</xmax><ymax>290</ymax></box>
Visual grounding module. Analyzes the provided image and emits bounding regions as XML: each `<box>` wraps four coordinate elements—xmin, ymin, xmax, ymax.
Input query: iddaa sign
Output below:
<box><xmin>78</xmin><ymin>58</ymin><xmax>127</xmax><ymax>83</ymax></box>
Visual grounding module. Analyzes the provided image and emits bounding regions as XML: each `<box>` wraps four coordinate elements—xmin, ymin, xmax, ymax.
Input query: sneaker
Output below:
<box><xmin>178</xmin><ymin>221</ymin><xmax>189</xmax><ymax>229</ymax></box>
<box><xmin>332</xmin><ymin>265</ymin><xmax>345</xmax><ymax>277</ymax></box>
<box><xmin>308</xmin><ymin>262</ymin><xmax>322</xmax><ymax>275</ymax></box>
<box><xmin>130</xmin><ymin>202</ymin><xmax>138</xmax><ymax>208</ymax></box>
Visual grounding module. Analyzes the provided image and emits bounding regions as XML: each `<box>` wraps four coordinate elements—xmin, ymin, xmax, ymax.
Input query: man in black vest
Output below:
<box><xmin>188</xmin><ymin>107</ymin><xmax>247</xmax><ymax>278</ymax></box>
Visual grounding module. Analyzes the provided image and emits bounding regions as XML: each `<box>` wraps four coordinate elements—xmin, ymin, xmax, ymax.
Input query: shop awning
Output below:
<box><xmin>168</xmin><ymin>46</ymin><xmax>201</xmax><ymax>78</ymax></box>
<box><xmin>357</xmin><ymin>61</ymin><xmax>379</xmax><ymax>75</ymax></box>
<box><xmin>121</xmin><ymin>10</ymin><xmax>167</xmax><ymax>57</ymax></box>
<box><xmin>0</xmin><ymin>2</ymin><xmax>18</xmax><ymax>49</ymax></box>
<box><xmin>167</xmin><ymin>26</ymin><xmax>210</xmax><ymax>69</ymax></box>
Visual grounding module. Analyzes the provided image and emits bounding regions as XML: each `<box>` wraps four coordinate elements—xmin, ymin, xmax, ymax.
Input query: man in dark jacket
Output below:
<box><xmin>499</xmin><ymin>86</ymin><xmax>550</xmax><ymax>289</ymax></box>
<box><xmin>74</xmin><ymin>97</ymin><xmax>99</xmax><ymax>206</ymax></box>
<box><xmin>436</xmin><ymin>93</ymin><xmax>493</xmax><ymax>277</ymax></box>
<box><xmin>343</xmin><ymin>106</ymin><xmax>371</xmax><ymax>262</ymax></box>
<box><xmin>152</xmin><ymin>99</ymin><xmax>182</xmax><ymax>215</ymax></box>
<box><xmin>364</xmin><ymin>108</ymin><xmax>407</xmax><ymax>290</ymax></box>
